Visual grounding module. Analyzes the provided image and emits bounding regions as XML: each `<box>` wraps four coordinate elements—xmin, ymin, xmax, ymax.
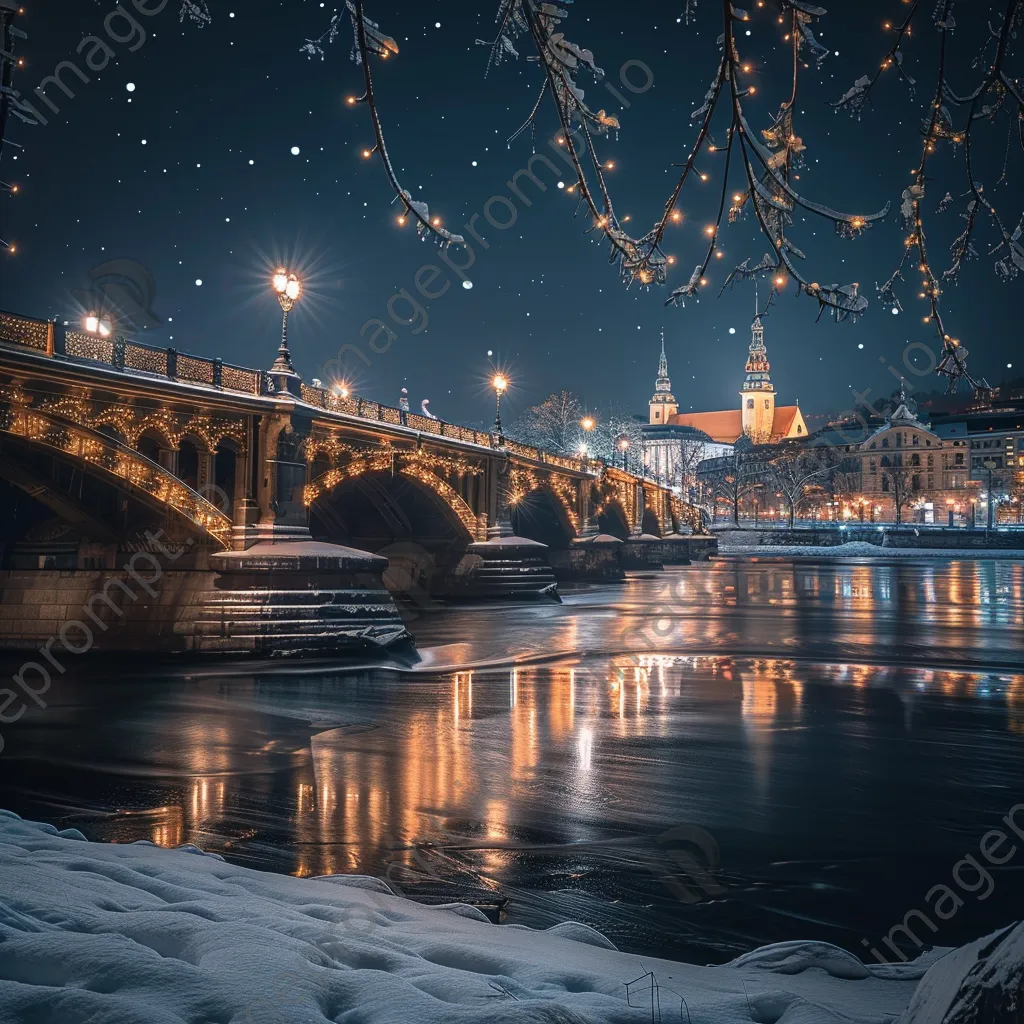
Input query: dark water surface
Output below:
<box><xmin>1</xmin><ymin>558</ymin><xmax>1023</xmax><ymax>964</ymax></box>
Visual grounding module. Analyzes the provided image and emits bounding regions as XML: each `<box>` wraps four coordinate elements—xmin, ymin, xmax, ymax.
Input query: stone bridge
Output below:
<box><xmin>0</xmin><ymin>310</ymin><xmax>709</xmax><ymax>656</ymax></box>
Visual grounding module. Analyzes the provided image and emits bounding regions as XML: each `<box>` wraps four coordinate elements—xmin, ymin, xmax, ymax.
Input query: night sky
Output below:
<box><xmin>0</xmin><ymin>0</ymin><xmax>1018</xmax><ymax>428</ymax></box>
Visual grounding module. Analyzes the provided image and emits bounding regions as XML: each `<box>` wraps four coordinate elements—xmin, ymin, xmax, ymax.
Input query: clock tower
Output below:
<box><xmin>740</xmin><ymin>311</ymin><xmax>776</xmax><ymax>444</ymax></box>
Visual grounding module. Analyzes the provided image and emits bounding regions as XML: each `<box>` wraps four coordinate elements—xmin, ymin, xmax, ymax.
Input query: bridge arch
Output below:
<box><xmin>510</xmin><ymin>485</ymin><xmax>578</xmax><ymax>549</ymax></box>
<box><xmin>507</xmin><ymin>469</ymin><xmax>579</xmax><ymax>548</ymax></box>
<box><xmin>0</xmin><ymin>406</ymin><xmax>232</xmax><ymax>548</ymax></box>
<box><xmin>307</xmin><ymin>462</ymin><xmax>478</xmax><ymax>555</ymax></box>
<box><xmin>177</xmin><ymin>436</ymin><xmax>203</xmax><ymax>490</ymax></box>
<box><xmin>212</xmin><ymin>438</ymin><xmax>241</xmax><ymax>515</ymax></box>
<box><xmin>597</xmin><ymin>499</ymin><xmax>631</xmax><ymax>541</ymax></box>
<box><xmin>641</xmin><ymin>508</ymin><xmax>662</xmax><ymax>537</ymax></box>
<box><xmin>97</xmin><ymin>423</ymin><xmax>127</xmax><ymax>446</ymax></box>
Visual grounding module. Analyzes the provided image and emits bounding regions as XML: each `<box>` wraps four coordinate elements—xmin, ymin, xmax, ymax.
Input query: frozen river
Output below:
<box><xmin>1</xmin><ymin>558</ymin><xmax>1022</xmax><ymax>964</ymax></box>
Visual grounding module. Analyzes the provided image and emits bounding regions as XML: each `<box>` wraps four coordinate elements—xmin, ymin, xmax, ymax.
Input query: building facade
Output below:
<box><xmin>805</xmin><ymin>390</ymin><xmax>1022</xmax><ymax>523</ymax></box>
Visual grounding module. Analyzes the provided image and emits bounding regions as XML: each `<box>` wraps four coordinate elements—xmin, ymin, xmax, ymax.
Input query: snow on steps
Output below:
<box><xmin>0</xmin><ymin>809</ymin><xmax>1018</xmax><ymax>1023</ymax></box>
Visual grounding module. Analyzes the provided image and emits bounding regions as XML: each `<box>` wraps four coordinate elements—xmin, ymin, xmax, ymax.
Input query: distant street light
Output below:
<box><xmin>270</xmin><ymin>269</ymin><xmax>302</xmax><ymax>395</ymax></box>
<box><xmin>983</xmin><ymin>458</ymin><xmax>998</xmax><ymax>533</ymax></box>
<box><xmin>617</xmin><ymin>435</ymin><xmax>630</xmax><ymax>472</ymax></box>
<box><xmin>492</xmin><ymin>373</ymin><xmax>508</xmax><ymax>436</ymax></box>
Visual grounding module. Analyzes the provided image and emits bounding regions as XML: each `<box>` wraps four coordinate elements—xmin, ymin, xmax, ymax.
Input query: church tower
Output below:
<box><xmin>740</xmin><ymin>308</ymin><xmax>776</xmax><ymax>443</ymax></box>
<box><xmin>649</xmin><ymin>329</ymin><xmax>678</xmax><ymax>425</ymax></box>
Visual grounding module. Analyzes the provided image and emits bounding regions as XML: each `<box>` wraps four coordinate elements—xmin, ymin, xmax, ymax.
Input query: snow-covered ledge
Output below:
<box><xmin>0</xmin><ymin>810</ymin><xmax>1018</xmax><ymax>1023</ymax></box>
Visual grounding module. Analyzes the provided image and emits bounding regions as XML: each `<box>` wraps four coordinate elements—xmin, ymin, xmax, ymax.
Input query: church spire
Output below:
<box><xmin>654</xmin><ymin>328</ymin><xmax>672</xmax><ymax>395</ymax></box>
<box><xmin>743</xmin><ymin>306</ymin><xmax>774</xmax><ymax>393</ymax></box>
<box><xmin>648</xmin><ymin>328</ymin><xmax>677</xmax><ymax>424</ymax></box>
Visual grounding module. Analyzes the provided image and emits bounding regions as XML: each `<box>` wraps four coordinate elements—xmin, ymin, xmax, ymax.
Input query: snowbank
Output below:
<box><xmin>0</xmin><ymin>810</ymin><xmax>1017</xmax><ymax>1023</ymax></box>
<box><xmin>716</xmin><ymin>537</ymin><xmax>1024</xmax><ymax>560</ymax></box>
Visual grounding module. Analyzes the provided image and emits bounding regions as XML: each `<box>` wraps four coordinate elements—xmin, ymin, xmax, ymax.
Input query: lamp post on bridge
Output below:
<box><xmin>270</xmin><ymin>269</ymin><xmax>302</xmax><ymax>395</ymax></box>
<box><xmin>618</xmin><ymin>435</ymin><xmax>630</xmax><ymax>472</ymax></box>
<box><xmin>83</xmin><ymin>314</ymin><xmax>112</xmax><ymax>339</ymax></box>
<box><xmin>491</xmin><ymin>373</ymin><xmax>508</xmax><ymax>438</ymax></box>
<box><xmin>579</xmin><ymin>415</ymin><xmax>595</xmax><ymax>468</ymax></box>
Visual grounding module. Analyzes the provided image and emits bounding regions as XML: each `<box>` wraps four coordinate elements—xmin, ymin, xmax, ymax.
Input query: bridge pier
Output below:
<box><xmin>562</xmin><ymin>504</ymin><xmax>625</xmax><ymax>581</ymax></box>
<box><xmin>202</xmin><ymin>402</ymin><xmax>413</xmax><ymax>653</ymax></box>
<box><xmin>195</xmin><ymin>540</ymin><xmax>412</xmax><ymax>654</ymax></box>
<box><xmin>455</xmin><ymin>511</ymin><xmax>559</xmax><ymax>601</ymax></box>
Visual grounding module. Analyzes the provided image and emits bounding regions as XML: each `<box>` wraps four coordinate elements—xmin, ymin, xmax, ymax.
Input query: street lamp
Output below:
<box><xmin>83</xmin><ymin>313</ymin><xmax>112</xmax><ymax>338</ymax></box>
<box><xmin>579</xmin><ymin>415</ymin><xmax>596</xmax><ymax>465</ymax></box>
<box><xmin>492</xmin><ymin>373</ymin><xmax>508</xmax><ymax>436</ymax></box>
<box><xmin>270</xmin><ymin>268</ymin><xmax>302</xmax><ymax>394</ymax></box>
<box><xmin>983</xmin><ymin>458</ymin><xmax>998</xmax><ymax>533</ymax></box>
<box><xmin>617</xmin><ymin>435</ymin><xmax>630</xmax><ymax>472</ymax></box>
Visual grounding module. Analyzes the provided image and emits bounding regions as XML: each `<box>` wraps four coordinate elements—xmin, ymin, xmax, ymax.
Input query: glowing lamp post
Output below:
<box><xmin>492</xmin><ymin>374</ymin><xmax>508</xmax><ymax>436</ymax></box>
<box><xmin>579</xmin><ymin>416</ymin><xmax>596</xmax><ymax>467</ymax></box>
<box><xmin>270</xmin><ymin>269</ymin><xmax>302</xmax><ymax>394</ymax></box>
<box><xmin>617</xmin><ymin>435</ymin><xmax>630</xmax><ymax>472</ymax></box>
<box><xmin>983</xmin><ymin>458</ymin><xmax>998</xmax><ymax>534</ymax></box>
<box><xmin>83</xmin><ymin>314</ymin><xmax>112</xmax><ymax>338</ymax></box>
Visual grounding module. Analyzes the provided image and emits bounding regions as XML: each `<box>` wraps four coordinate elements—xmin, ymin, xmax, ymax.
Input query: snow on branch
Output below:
<box><xmin>302</xmin><ymin>1</ymin><xmax>461</xmax><ymax>249</ymax></box>
<box><xmin>866</xmin><ymin>0</ymin><xmax>1023</xmax><ymax>391</ymax></box>
<box><xmin>179</xmin><ymin>0</ymin><xmax>210</xmax><ymax>25</ymax></box>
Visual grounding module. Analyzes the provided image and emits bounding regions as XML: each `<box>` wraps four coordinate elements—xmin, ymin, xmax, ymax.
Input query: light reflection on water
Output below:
<box><xmin>1</xmin><ymin>560</ymin><xmax>1022</xmax><ymax>962</ymax></box>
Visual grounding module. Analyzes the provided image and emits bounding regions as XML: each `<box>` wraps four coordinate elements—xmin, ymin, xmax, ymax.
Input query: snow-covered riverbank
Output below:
<box><xmin>716</xmin><ymin>532</ymin><xmax>1024</xmax><ymax>560</ymax></box>
<box><xmin>0</xmin><ymin>810</ymin><xmax>1019</xmax><ymax>1023</ymax></box>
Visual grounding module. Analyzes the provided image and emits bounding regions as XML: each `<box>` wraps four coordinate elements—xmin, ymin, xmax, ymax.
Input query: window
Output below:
<box><xmin>881</xmin><ymin>455</ymin><xmax>891</xmax><ymax>468</ymax></box>
<box><xmin>911</xmin><ymin>454</ymin><xmax>920</xmax><ymax>467</ymax></box>
<box><xmin>955</xmin><ymin>453</ymin><xmax>964</xmax><ymax>466</ymax></box>
<box><xmin>796</xmin><ymin>424</ymin><xmax>803</xmax><ymax>434</ymax></box>
<box><xmin>927</xmin><ymin>455</ymin><xmax>934</xmax><ymax>467</ymax></box>
<box><xmin>747</xmin><ymin>399</ymin><xmax>754</xmax><ymax>409</ymax></box>
<box><xmin>882</xmin><ymin>476</ymin><xmax>890</xmax><ymax>492</ymax></box>
<box><xmin>882</xmin><ymin>437</ymin><xmax>889</xmax><ymax>448</ymax></box>
<box><xmin>912</xmin><ymin>474</ymin><xmax>921</xmax><ymax>491</ymax></box>
<box><xmin>913</xmin><ymin>435</ymin><xmax>920</xmax><ymax>446</ymax></box>
<box><xmin>764</xmin><ymin>399</ymin><xmax>770</xmax><ymax>409</ymax></box>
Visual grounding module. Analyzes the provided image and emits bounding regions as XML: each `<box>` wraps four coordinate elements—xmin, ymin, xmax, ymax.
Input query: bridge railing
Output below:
<box><xmin>1</xmin><ymin>310</ymin><xmax>628</xmax><ymax>479</ymax></box>
<box><xmin>298</xmin><ymin>380</ymin><xmax>592</xmax><ymax>471</ymax></box>
<box><xmin>1</xmin><ymin>310</ymin><xmax>265</xmax><ymax>397</ymax></box>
